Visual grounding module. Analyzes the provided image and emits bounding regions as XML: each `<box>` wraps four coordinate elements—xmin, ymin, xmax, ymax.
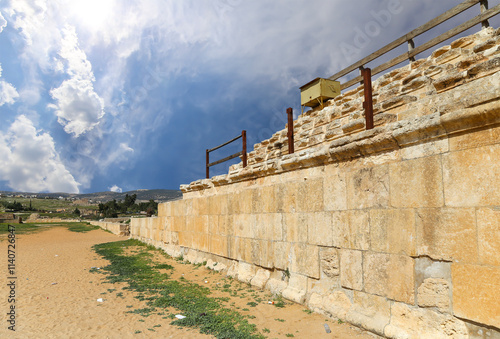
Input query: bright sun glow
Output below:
<box><xmin>68</xmin><ymin>0</ymin><xmax>115</xmax><ymax>32</ymax></box>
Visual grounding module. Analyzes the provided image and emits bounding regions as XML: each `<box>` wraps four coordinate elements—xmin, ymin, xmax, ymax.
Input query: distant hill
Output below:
<box><xmin>0</xmin><ymin>189</ymin><xmax>182</xmax><ymax>203</ymax></box>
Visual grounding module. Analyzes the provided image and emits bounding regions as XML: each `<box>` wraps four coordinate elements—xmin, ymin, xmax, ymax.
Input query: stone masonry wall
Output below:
<box><xmin>130</xmin><ymin>28</ymin><xmax>500</xmax><ymax>339</ymax></box>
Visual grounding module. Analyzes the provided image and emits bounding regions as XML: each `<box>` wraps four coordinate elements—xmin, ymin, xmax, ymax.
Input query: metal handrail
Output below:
<box><xmin>327</xmin><ymin>0</ymin><xmax>499</xmax><ymax>91</ymax></box>
<box><xmin>206</xmin><ymin>130</ymin><xmax>247</xmax><ymax>179</ymax></box>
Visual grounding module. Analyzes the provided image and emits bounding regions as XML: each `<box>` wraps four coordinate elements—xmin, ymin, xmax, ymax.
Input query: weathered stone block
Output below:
<box><xmin>282</xmin><ymin>273</ymin><xmax>308</xmax><ymax>304</ymax></box>
<box><xmin>323</xmin><ymin>165</ymin><xmax>348</xmax><ymax>211</ymax></box>
<box><xmin>346</xmin><ymin>291</ymin><xmax>391</xmax><ymax>336</ymax></box>
<box><xmin>307</xmin><ymin>212</ymin><xmax>333</xmax><ymax>246</ymax></box>
<box><xmin>363</xmin><ymin>252</ymin><xmax>415</xmax><ymax>304</ymax></box>
<box><xmin>415</xmin><ymin>208</ymin><xmax>477</xmax><ymax>262</ymax></box>
<box><xmin>272</xmin><ymin>241</ymin><xmax>291</xmax><ymax>271</ymax></box>
<box><xmin>320</xmin><ymin>248</ymin><xmax>339</xmax><ymax>278</ymax></box>
<box><xmin>193</xmin><ymin>215</ymin><xmax>209</xmax><ymax>234</ymax></box>
<box><xmin>400</xmin><ymin>138</ymin><xmax>448</xmax><ymax>160</ymax></box>
<box><xmin>477</xmin><ymin>207</ymin><xmax>500</xmax><ymax>266</ymax></box>
<box><xmin>443</xmin><ymin>144</ymin><xmax>500</xmax><ymax>207</ymax></box>
<box><xmin>347</xmin><ymin>165</ymin><xmax>390</xmax><ymax>209</ymax></box>
<box><xmin>265</xmin><ymin>278</ymin><xmax>288</xmax><ymax>296</ymax></box>
<box><xmin>209</xmin><ymin>234</ymin><xmax>227</xmax><ymax>257</ymax></box>
<box><xmin>331</xmin><ymin>211</ymin><xmax>349</xmax><ymax>248</ymax></box>
<box><xmin>254</xmin><ymin>213</ymin><xmax>283</xmax><ymax>241</ymax></box>
<box><xmin>172</xmin><ymin>216</ymin><xmax>185</xmax><ymax>232</ymax></box>
<box><xmin>291</xmin><ymin>243</ymin><xmax>320</xmax><ymax>279</ymax></box>
<box><xmin>297</xmin><ymin>178</ymin><xmax>324</xmax><ymax>212</ymax></box>
<box><xmin>417</xmin><ymin>278</ymin><xmax>451</xmax><ymax>313</ymax></box>
<box><xmin>233</xmin><ymin>214</ymin><xmax>254</xmax><ymax>238</ymax></box>
<box><xmin>250</xmin><ymin>268</ymin><xmax>271</xmax><ymax>289</ymax></box>
<box><xmin>389</xmin><ymin>155</ymin><xmax>444</xmax><ymax>208</ymax></box>
<box><xmin>321</xmin><ymin>290</ymin><xmax>352</xmax><ymax>320</ymax></box>
<box><xmin>252</xmin><ymin>186</ymin><xmax>276</xmax><ymax>213</ymax></box>
<box><xmin>283</xmin><ymin>213</ymin><xmax>308</xmax><ymax>243</ymax></box>
<box><xmin>370</xmin><ymin>209</ymin><xmax>416</xmax><ymax>256</ymax></box>
<box><xmin>449</xmin><ymin>124</ymin><xmax>500</xmax><ymax>152</ymax></box>
<box><xmin>277</xmin><ymin>181</ymin><xmax>299</xmax><ymax>213</ymax></box>
<box><xmin>340</xmin><ymin>249</ymin><xmax>363</xmax><ymax>291</ymax></box>
<box><xmin>385</xmin><ymin>302</ymin><xmax>468</xmax><ymax>339</ymax></box>
<box><xmin>452</xmin><ymin>263</ymin><xmax>500</xmax><ymax>328</ymax></box>
<box><xmin>237</xmin><ymin>261</ymin><xmax>256</xmax><ymax>284</ymax></box>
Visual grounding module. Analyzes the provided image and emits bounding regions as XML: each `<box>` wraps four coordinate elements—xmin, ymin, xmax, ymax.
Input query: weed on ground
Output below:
<box><xmin>91</xmin><ymin>239</ymin><xmax>266</xmax><ymax>339</ymax></box>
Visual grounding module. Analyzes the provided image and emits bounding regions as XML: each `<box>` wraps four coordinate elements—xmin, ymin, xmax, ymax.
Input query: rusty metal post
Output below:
<box><xmin>242</xmin><ymin>130</ymin><xmax>247</xmax><ymax>168</ymax></box>
<box><xmin>362</xmin><ymin>68</ymin><xmax>374</xmax><ymax>130</ymax></box>
<box><xmin>206</xmin><ymin>149</ymin><xmax>209</xmax><ymax>179</ymax></box>
<box><xmin>286</xmin><ymin>107</ymin><xmax>294</xmax><ymax>154</ymax></box>
<box><xmin>480</xmin><ymin>0</ymin><xmax>490</xmax><ymax>28</ymax></box>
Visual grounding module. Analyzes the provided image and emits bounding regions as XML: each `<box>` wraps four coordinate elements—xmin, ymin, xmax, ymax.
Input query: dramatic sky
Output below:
<box><xmin>0</xmin><ymin>0</ymin><xmax>498</xmax><ymax>194</ymax></box>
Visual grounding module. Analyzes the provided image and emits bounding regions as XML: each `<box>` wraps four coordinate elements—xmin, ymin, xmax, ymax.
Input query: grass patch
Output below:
<box><xmin>92</xmin><ymin>239</ymin><xmax>265</xmax><ymax>339</ymax></box>
<box><xmin>0</xmin><ymin>223</ymin><xmax>45</xmax><ymax>235</ymax></box>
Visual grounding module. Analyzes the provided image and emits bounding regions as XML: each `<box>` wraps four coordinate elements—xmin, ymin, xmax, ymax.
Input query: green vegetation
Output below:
<box><xmin>91</xmin><ymin>239</ymin><xmax>265</xmax><ymax>339</ymax></box>
<box><xmin>0</xmin><ymin>222</ymin><xmax>100</xmax><ymax>236</ymax></box>
<box><xmin>98</xmin><ymin>194</ymin><xmax>158</xmax><ymax>218</ymax></box>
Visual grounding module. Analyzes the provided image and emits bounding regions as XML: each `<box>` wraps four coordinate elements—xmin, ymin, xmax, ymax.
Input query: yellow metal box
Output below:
<box><xmin>300</xmin><ymin>77</ymin><xmax>341</xmax><ymax>108</ymax></box>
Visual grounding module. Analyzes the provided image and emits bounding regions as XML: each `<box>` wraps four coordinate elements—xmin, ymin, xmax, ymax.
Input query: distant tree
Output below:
<box><xmin>73</xmin><ymin>208</ymin><xmax>81</xmax><ymax>216</ymax></box>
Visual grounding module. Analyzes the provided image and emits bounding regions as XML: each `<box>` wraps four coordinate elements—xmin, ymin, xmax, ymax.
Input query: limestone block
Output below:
<box><xmin>282</xmin><ymin>273</ymin><xmax>308</xmax><ymax>304</ymax></box>
<box><xmin>385</xmin><ymin>302</ymin><xmax>468</xmax><ymax>339</ymax></box>
<box><xmin>272</xmin><ymin>241</ymin><xmax>291</xmax><ymax>271</ymax></box>
<box><xmin>217</xmin><ymin>215</ymin><xmax>232</xmax><ymax>236</ymax></box>
<box><xmin>307</xmin><ymin>212</ymin><xmax>333</xmax><ymax>246</ymax></box>
<box><xmin>290</xmin><ymin>243</ymin><xmax>320</xmax><ymax>279</ymax></box>
<box><xmin>449</xmin><ymin>124</ymin><xmax>500</xmax><ymax>152</ymax></box>
<box><xmin>172</xmin><ymin>216</ymin><xmax>185</xmax><ymax>232</ymax></box>
<box><xmin>308</xmin><ymin>292</ymin><xmax>325</xmax><ymax>313</ymax></box>
<box><xmin>193</xmin><ymin>215</ymin><xmax>209</xmax><ymax>234</ymax></box>
<box><xmin>331</xmin><ymin>211</ymin><xmax>349</xmax><ymax>248</ymax></box>
<box><xmin>209</xmin><ymin>234</ymin><xmax>227</xmax><ymax>257</ymax></box>
<box><xmin>252</xmin><ymin>186</ymin><xmax>276</xmax><ymax>213</ymax></box>
<box><xmin>192</xmin><ymin>198</ymin><xmax>208</xmax><ymax>216</ymax></box>
<box><xmin>233</xmin><ymin>214</ymin><xmax>254</xmax><ymax>238</ymax></box>
<box><xmin>389</xmin><ymin>155</ymin><xmax>444</xmax><ymax>208</ymax></box>
<box><xmin>339</xmin><ymin>249</ymin><xmax>363</xmax><ymax>291</ymax></box>
<box><xmin>266</xmin><ymin>278</ymin><xmax>288</xmax><ymax>296</ymax></box>
<box><xmin>226</xmin><ymin>261</ymin><xmax>238</xmax><ymax>279</ymax></box>
<box><xmin>346</xmin><ymin>291</ymin><xmax>391</xmax><ymax>336</ymax></box>
<box><xmin>415</xmin><ymin>208</ymin><xmax>477</xmax><ymax>262</ymax></box>
<box><xmin>276</xmin><ymin>181</ymin><xmax>299</xmax><ymax>213</ymax></box>
<box><xmin>297</xmin><ymin>178</ymin><xmax>324</xmax><ymax>212</ymax></box>
<box><xmin>178</xmin><ymin>231</ymin><xmax>192</xmax><ymax>247</ymax></box>
<box><xmin>477</xmin><ymin>207</ymin><xmax>500</xmax><ymax>266</ymax></box>
<box><xmin>283</xmin><ymin>213</ymin><xmax>308</xmax><ymax>243</ymax></box>
<box><xmin>250</xmin><ymin>268</ymin><xmax>271</xmax><ymax>289</ymax></box>
<box><xmin>417</xmin><ymin>278</ymin><xmax>451</xmax><ymax>313</ymax></box>
<box><xmin>254</xmin><ymin>213</ymin><xmax>283</xmax><ymax>241</ymax></box>
<box><xmin>323</xmin><ymin>165</ymin><xmax>348</xmax><ymax>211</ymax></box>
<box><xmin>321</xmin><ymin>290</ymin><xmax>352</xmax><ymax>320</ymax></box>
<box><xmin>347</xmin><ymin>165</ymin><xmax>390</xmax><ymax>209</ymax></box>
<box><xmin>346</xmin><ymin>210</ymin><xmax>370</xmax><ymax>250</ymax></box>
<box><xmin>370</xmin><ymin>209</ymin><xmax>416</xmax><ymax>256</ymax></box>
<box><xmin>207</xmin><ymin>215</ymin><xmax>218</xmax><ymax>234</ymax></box>
<box><xmin>363</xmin><ymin>252</ymin><xmax>414</xmax><ymax>304</ymax></box>
<box><xmin>236</xmin><ymin>261</ymin><xmax>256</xmax><ymax>284</ymax></box>
<box><xmin>443</xmin><ymin>144</ymin><xmax>500</xmax><ymax>207</ymax></box>
<box><xmin>320</xmin><ymin>248</ymin><xmax>339</xmax><ymax>278</ymax></box>
<box><xmin>192</xmin><ymin>233</ymin><xmax>209</xmax><ymax>252</ymax></box>
<box><xmin>400</xmin><ymin>138</ymin><xmax>448</xmax><ymax>160</ymax></box>
<box><xmin>452</xmin><ymin>263</ymin><xmax>500</xmax><ymax>328</ymax></box>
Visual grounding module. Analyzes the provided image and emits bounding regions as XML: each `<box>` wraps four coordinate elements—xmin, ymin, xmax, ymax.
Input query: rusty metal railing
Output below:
<box><xmin>206</xmin><ymin>130</ymin><xmax>247</xmax><ymax>179</ymax></box>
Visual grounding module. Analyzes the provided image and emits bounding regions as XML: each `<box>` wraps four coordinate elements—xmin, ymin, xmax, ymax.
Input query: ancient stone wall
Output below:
<box><xmin>90</xmin><ymin>220</ymin><xmax>129</xmax><ymax>236</ymax></box>
<box><xmin>130</xmin><ymin>28</ymin><xmax>500</xmax><ymax>338</ymax></box>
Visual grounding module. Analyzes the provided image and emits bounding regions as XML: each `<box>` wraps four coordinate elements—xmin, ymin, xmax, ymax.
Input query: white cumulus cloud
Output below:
<box><xmin>0</xmin><ymin>64</ymin><xmax>19</xmax><ymax>106</ymax></box>
<box><xmin>49</xmin><ymin>25</ymin><xmax>104</xmax><ymax>137</ymax></box>
<box><xmin>109</xmin><ymin>185</ymin><xmax>122</xmax><ymax>193</ymax></box>
<box><xmin>0</xmin><ymin>11</ymin><xmax>6</xmax><ymax>33</ymax></box>
<box><xmin>0</xmin><ymin>115</ymin><xmax>80</xmax><ymax>193</ymax></box>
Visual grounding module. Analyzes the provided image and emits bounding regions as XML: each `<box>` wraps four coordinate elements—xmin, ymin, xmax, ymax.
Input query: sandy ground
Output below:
<box><xmin>0</xmin><ymin>227</ymin><xmax>378</xmax><ymax>339</ymax></box>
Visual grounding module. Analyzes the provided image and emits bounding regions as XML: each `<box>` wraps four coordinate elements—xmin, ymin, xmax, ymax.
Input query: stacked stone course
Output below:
<box><xmin>130</xmin><ymin>28</ymin><xmax>500</xmax><ymax>338</ymax></box>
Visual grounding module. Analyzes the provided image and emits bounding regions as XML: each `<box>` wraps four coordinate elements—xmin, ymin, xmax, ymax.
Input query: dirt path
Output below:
<box><xmin>0</xmin><ymin>227</ymin><xmax>377</xmax><ymax>338</ymax></box>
